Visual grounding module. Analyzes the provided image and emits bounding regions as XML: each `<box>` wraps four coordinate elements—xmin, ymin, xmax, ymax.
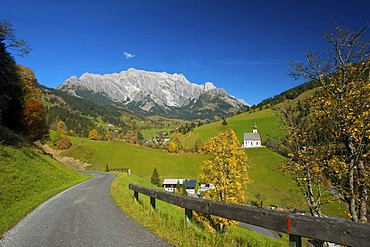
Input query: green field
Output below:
<box><xmin>63</xmin><ymin>137</ymin><xmax>204</xmax><ymax>180</ymax></box>
<box><xmin>0</xmin><ymin>145</ymin><xmax>91</xmax><ymax>236</ymax></box>
<box><xmin>182</xmin><ymin>109</ymin><xmax>283</xmax><ymax>148</ymax></box>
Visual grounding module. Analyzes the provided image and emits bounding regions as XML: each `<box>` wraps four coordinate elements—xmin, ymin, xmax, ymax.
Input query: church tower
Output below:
<box><xmin>253</xmin><ymin>122</ymin><xmax>258</xmax><ymax>133</ymax></box>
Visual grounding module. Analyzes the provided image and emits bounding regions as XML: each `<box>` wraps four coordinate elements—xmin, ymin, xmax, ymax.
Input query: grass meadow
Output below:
<box><xmin>64</xmin><ymin>136</ymin><xmax>309</xmax><ymax>212</ymax></box>
<box><xmin>0</xmin><ymin>145</ymin><xmax>91</xmax><ymax>237</ymax></box>
<box><xmin>181</xmin><ymin>109</ymin><xmax>283</xmax><ymax>150</ymax></box>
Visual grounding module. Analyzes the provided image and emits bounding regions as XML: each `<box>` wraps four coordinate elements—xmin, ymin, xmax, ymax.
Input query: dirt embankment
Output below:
<box><xmin>34</xmin><ymin>141</ymin><xmax>91</xmax><ymax>170</ymax></box>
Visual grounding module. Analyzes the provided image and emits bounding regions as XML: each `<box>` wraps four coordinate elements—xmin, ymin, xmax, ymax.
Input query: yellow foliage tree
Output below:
<box><xmin>289</xmin><ymin>24</ymin><xmax>370</xmax><ymax>222</ymax></box>
<box><xmin>279</xmin><ymin>104</ymin><xmax>327</xmax><ymax>217</ymax></box>
<box><xmin>106</xmin><ymin>131</ymin><xmax>113</xmax><ymax>141</ymax></box>
<box><xmin>198</xmin><ymin>129</ymin><xmax>252</xmax><ymax>233</ymax></box>
<box><xmin>167</xmin><ymin>142</ymin><xmax>177</xmax><ymax>153</ymax></box>
<box><xmin>88</xmin><ymin>129</ymin><xmax>98</xmax><ymax>140</ymax></box>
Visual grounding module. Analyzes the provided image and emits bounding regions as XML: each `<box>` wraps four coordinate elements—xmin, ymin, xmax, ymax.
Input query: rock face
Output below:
<box><xmin>57</xmin><ymin>68</ymin><xmax>248</xmax><ymax>120</ymax></box>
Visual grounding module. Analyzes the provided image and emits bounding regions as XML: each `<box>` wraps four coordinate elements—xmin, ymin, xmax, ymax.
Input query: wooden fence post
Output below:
<box><xmin>289</xmin><ymin>234</ymin><xmax>302</xmax><ymax>247</ymax></box>
<box><xmin>185</xmin><ymin>208</ymin><xmax>192</xmax><ymax>223</ymax></box>
<box><xmin>134</xmin><ymin>191</ymin><xmax>139</xmax><ymax>202</ymax></box>
<box><xmin>150</xmin><ymin>196</ymin><xmax>156</xmax><ymax>210</ymax></box>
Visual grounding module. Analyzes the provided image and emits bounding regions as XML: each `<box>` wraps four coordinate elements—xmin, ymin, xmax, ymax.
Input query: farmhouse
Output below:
<box><xmin>162</xmin><ymin>179</ymin><xmax>197</xmax><ymax>194</ymax></box>
<box><xmin>242</xmin><ymin>123</ymin><xmax>261</xmax><ymax>148</ymax></box>
<box><xmin>197</xmin><ymin>183</ymin><xmax>215</xmax><ymax>195</ymax></box>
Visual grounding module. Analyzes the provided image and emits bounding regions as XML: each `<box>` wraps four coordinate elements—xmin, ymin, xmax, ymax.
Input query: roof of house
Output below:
<box><xmin>163</xmin><ymin>179</ymin><xmax>185</xmax><ymax>185</ymax></box>
<box><xmin>184</xmin><ymin>179</ymin><xmax>197</xmax><ymax>188</ymax></box>
<box><xmin>243</xmin><ymin>132</ymin><xmax>261</xmax><ymax>141</ymax></box>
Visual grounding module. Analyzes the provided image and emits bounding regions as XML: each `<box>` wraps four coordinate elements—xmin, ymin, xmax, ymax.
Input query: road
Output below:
<box><xmin>239</xmin><ymin>222</ymin><xmax>279</xmax><ymax>239</ymax></box>
<box><xmin>0</xmin><ymin>172</ymin><xmax>171</xmax><ymax>247</ymax></box>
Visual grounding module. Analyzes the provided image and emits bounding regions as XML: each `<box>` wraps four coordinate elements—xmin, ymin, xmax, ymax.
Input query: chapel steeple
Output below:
<box><xmin>253</xmin><ymin>122</ymin><xmax>258</xmax><ymax>133</ymax></box>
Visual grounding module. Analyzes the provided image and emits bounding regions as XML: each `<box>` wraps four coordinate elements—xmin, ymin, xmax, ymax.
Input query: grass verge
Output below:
<box><xmin>0</xmin><ymin>145</ymin><xmax>91</xmax><ymax>237</ymax></box>
<box><xmin>110</xmin><ymin>173</ymin><xmax>287</xmax><ymax>247</ymax></box>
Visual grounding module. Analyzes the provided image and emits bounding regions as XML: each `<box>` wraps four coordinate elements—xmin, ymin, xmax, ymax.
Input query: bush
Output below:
<box><xmin>0</xmin><ymin>125</ymin><xmax>29</xmax><ymax>147</ymax></box>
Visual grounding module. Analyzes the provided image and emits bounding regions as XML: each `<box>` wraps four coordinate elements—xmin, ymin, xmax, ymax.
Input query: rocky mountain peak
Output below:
<box><xmin>57</xmin><ymin>68</ymin><xmax>249</xmax><ymax>120</ymax></box>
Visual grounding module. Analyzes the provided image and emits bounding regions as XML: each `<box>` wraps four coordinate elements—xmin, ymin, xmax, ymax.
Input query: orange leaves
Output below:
<box><xmin>21</xmin><ymin>96</ymin><xmax>46</xmax><ymax>141</ymax></box>
<box><xmin>17</xmin><ymin>65</ymin><xmax>41</xmax><ymax>97</ymax></box>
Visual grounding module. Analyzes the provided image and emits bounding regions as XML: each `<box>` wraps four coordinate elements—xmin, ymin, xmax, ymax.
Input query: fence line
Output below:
<box><xmin>129</xmin><ymin>183</ymin><xmax>370</xmax><ymax>247</ymax></box>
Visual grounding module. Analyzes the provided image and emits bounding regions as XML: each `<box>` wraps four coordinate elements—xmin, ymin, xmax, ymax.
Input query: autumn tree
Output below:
<box><xmin>89</xmin><ymin>128</ymin><xmax>98</xmax><ymax>140</ymax></box>
<box><xmin>106</xmin><ymin>131</ymin><xmax>113</xmax><ymax>141</ymax></box>
<box><xmin>170</xmin><ymin>132</ymin><xmax>183</xmax><ymax>153</ymax></box>
<box><xmin>289</xmin><ymin>23</ymin><xmax>370</xmax><ymax>222</ymax></box>
<box><xmin>167</xmin><ymin>141</ymin><xmax>177</xmax><ymax>153</ymax></box>
<box><xmin>198</xmin><ymin>129</ymin><xmax>252</xmax><ymax>233</ymax></box>
<box><xmin>18</xmin><ymin>65</ymin><xmax>47</xmax><ymax>141</ymax></box>
<box><xmin>51</xmin><ymin>120</ymin><xmax>71</xmax><ymax>149</ymax></box>
<box><xmin>21</xmin><ymin>97</ymin><xmax>47</xmax><ymax>141</ymax></box>
<box><xmin>279</xmin><ymin>104</ymin><xmax>328</xmax><ymax>217</ymax></box>
<box><xmin>150</xmin><ymin>167</ymin><xmax>161</xmax><ymax>187</ymax></box>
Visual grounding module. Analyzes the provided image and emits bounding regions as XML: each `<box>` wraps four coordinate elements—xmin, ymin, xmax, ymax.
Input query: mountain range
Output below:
<box><xmin>57</xmin><ymin>68</ymin><xmax>248</xmax><ymax>120</ymax></box>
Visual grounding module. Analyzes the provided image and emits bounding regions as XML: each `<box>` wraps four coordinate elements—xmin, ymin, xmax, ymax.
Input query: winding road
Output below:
<box><xmin>0</xmin><ymin>172</ymin><xmax>171</xmax><ymax>247</ymax></box>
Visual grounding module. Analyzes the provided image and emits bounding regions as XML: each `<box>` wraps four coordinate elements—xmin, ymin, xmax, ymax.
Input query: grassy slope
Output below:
<box><xmin>0</xmin><ymin>145</ymin><xmax>91</xmax><ymax>237</ymax></box>
<box><xmin>63</xmin><ymin>137</ymin><xmax>204</xmax><ymax>180</ymax></box>
<box><xmin>63</xmin><ymin>135</ymin><xmax>304</xmax><ymax>210</ymax></box>
<box><xmin>245</xmin><ymin>147</ymin><xmax>304</xmax><ymax>209</ymax></box>
<box><xmin>184</xmin><ymin>109</ymin><xmax>282</xmax><ymax>148</ymax></box>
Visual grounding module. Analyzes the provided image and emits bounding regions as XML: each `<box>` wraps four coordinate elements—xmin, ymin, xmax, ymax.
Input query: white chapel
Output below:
<box><xmin>242</xmin><ymin>123</ymin><xmax>261</xmax><ymax>148</ymax></box>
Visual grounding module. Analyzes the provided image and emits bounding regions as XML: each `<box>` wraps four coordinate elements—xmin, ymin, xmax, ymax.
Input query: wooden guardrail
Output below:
<box><xmin>110</xmin><ymin>168</ymin><xmax>130</xmax><ymax>175</ymax></box>
<box><xmin>129</xmin><ymin>183</ymin><xmax>370</xmax><ymax>247</ymax></box>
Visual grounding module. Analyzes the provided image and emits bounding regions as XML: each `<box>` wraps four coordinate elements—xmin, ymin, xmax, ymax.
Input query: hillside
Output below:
<box><xmin>0</xmin><ymin>145</ymin><xmax>91</xmax><ymax>236</ymax></box>
<box><xmin>42</xmin><ymin>86</ymin><xmax>187</xmax><ymax>140</ymax></box>
<box><xmin>62</xmin><ymin>136</ymin><xmax>308</xmax><ymax>211</ymax></box>
<box><xmin>179</xmin><ymin>108</ymin><xmax>282</xmax><ymax>151</ymax></box>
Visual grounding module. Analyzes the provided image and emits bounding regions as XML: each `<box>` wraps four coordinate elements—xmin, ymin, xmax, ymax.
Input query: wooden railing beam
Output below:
<box><xmin>129</xmin><ymin>183</ymin><xmax>370</xmax><ymax>247</ymax></box>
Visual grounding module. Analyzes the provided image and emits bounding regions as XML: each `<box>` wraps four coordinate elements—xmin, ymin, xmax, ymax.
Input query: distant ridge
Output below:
<box><xmin>57</xmin><ymin>68</ymin><xmax>249</xmax><ymax>120</ymax></box>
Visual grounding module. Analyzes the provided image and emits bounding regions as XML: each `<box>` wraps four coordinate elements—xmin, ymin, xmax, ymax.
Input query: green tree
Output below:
<box><xmin>198</xmin><ymin>129</ymin><xmax>252</xmax><ymax>233</ymax></box>
<box><xmin>289</xmin><ymin>23</ymin><xmax>370</xmax><ymax>222</ymax></box>
<box><xmin>0</xmin><ymin>21</ymin><xmax>25</xmax><ymax>131</ymax></box>
<box><xmin>221</xmin><ymin>118</ymin><xmax>228</xmax><ymax>126</ymax></box>
<box><xmin>150</xmin><ymin>167</ymin><xmax>161</xmax><ymax>187</ymax></box>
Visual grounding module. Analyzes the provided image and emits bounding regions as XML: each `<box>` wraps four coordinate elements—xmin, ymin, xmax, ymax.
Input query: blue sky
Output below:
<box><xmin>1</xmin><ymin>0</ymin><xmax>369</xmax><ymax>105</ymax></box>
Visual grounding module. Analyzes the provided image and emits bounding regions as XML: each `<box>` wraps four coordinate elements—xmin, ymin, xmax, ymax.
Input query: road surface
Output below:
<box><xmin>239</xmin><ymin>222</ymin><xmax>279</xmax><ymax>239</ymax></box>
<box><xmin>0</xmin><ymin>172</ymin><xmax>171</xmax><ymax>247</ymax></box>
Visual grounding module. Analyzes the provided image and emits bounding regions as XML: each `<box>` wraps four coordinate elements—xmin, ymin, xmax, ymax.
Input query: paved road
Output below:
<box><xmin>239</xmin><ymin>222</ymin><xmax>279</xmax><ymax>239</ymax></box>
<box><xmin>0</xmin><ymin>172</ymin><xmax>171</xmax><ymax>247</ymax></box>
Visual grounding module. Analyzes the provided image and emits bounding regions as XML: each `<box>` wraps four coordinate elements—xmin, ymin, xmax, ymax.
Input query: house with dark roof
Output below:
<box><xmin>162</xmin><ymin>179</ymin><xmax>197</xmax><ymax>194</ymax></box>
<box><xmin>242</xmin><ymin>123</ymin><xmax>261</xmax><ymax>148</ymax></box>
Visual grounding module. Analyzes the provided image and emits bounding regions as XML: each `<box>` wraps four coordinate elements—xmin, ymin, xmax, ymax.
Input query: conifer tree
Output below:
<box><xmin>150</xmin><ymin>167</ymin><xmax>161</xmax><ymax>187</ymax></box>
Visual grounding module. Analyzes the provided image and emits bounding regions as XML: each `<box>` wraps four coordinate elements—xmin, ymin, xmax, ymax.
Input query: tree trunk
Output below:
<box><xmin>358</xmin><ymin>160</ymin><xmax>368</xmax><ymax>223</ymax></box>
<box><xmin>348</xmin><ymin>159</ymin><xmax>358</xmax><ymax>222</ymax></box>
